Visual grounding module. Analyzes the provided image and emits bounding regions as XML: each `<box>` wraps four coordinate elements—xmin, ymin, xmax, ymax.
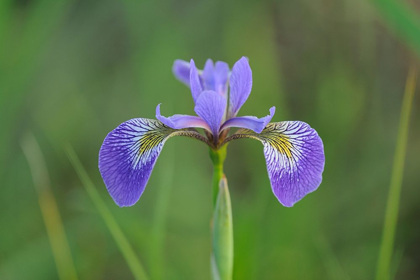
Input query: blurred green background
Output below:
<box><xmin>1</xmin><ymin>0</ymin><xmax>420</xmax><ymax>279</ymax></box>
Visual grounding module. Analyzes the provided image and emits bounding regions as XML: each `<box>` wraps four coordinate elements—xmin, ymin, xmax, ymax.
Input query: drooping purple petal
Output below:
<box><xmin>99</xmin><ymin>118</ymin><xmax>177</xmax><ymax>207</ymax></box>
<box><xmin>156</xmin><ymin>104</ymin><xmax>210</xmax><ymax>131</ymax></box>
<box><xmin>172</xmin><ymin>60</ymin><xmax>190</xmax><ymax>86</ymax></box>
<box><xmin>229</xmin><ymin>57</ymin><xmax>252</xmax><ymax>117</ymax></box>
<box><xmin>226</xmin><ymin>121</ymin><xmax>324</xmax><ymax>207</ymax></box>
<box><xmin>220</xmin><ymin>106</ymin><xmax>275</xmax><ymax>133</ymax></box>
<box><xmin>190</xmin><ymin>59</ymin><xmax>203</xmax><ymax>103</ymax></box>
<box><xmin>194</xmin><ymin>90</ymin><xmax>227</xmax><ymax>136</ymax></box>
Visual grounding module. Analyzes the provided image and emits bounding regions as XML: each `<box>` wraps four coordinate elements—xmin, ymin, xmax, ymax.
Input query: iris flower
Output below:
<box><xmin>99</xmin><ymin>57</ymin><xmax>325</xmax><ymax>207</ymax></box>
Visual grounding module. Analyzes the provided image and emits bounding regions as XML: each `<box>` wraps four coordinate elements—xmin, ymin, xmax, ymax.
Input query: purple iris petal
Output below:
<box><xmin>262</xmin><ymin>121</ymin><xmax>325</xmax><ymax>207</ymax></box>
<box><xmin>229</xmin><ymin>57</ymin><xmax>252</xmax><ymax>117</ymax></box>
<box><xmin>214</xmin><ymin>61</ymin><xmax>229</xmax><ymax>96</ymax></box>
<box><xmin>221</xmin><ymin>106</ymin><xmax>275</xmax><ymax>133</ymax></box>
<box><xmin>156</xmin><ymin>104</ymin><xmax>210</xmax><ymax>131</ymax></box>
<box><xmin>194</xmin><ymin>90</ymin><xmax>227</xmax><ymax>136</ymax></box>
<box><xmin>201</xmin><ymin>59</ymin><xmax>230</xmax><ymax>97</ymax></box>
<box><xmin>172</xmin><ymin>60</ymin><xmax>190</xmax><ymax>86</ymax></box>
<box><xmin>202</xmin><ymin>59</ymin><xmax>215</xmax><ymax>91</ymax></box>
<box><xmin>190</xmin><ymin>59</ymin><xmax>203</xmax><ymax>103</ymax></box>
<box><xmin>99</xmin><ymin>118</ymin><xmax>173</xmax><ymax>207</ymax></box>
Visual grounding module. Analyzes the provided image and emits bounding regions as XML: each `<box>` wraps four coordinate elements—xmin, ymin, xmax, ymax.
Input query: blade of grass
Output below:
<box><xmin>65</xmin><ymin>145</ymin><xmax>149</xmax><ymax>280</ymax></box>
<box><xmin>21</xmin><ymin>133</ymin><xmax>78</xmax><ymax>280</ymax></box>
<box><xmin>370</xmin><ymin>0</ymin><xmax>420</xmax><ymax>59</ymax></box>
<box><xmin>375</xmin><ymin>66</ymin><xmax>417</xmax><ymax>280</ymax></box>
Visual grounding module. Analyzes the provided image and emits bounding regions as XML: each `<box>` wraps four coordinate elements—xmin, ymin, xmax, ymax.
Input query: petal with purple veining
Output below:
<box><xmin>225</xmin><ymin>121</ymin><xmax>325</xmax><ymax>207</ymax></box>
<box><xmin>190</xmin><ymin>59</ymin><xmax>203</xmax><ymax>103</ymax></box>
<box><xmin>202</xmin><ymin>59</ymin><xmax>215</xmax><ymax>91</ymax></box>
<box><xmin>229</xmin><ymin>57</ymin><xmax>252</xmax><ymax>117</ymax></box>
<box><xmin>99</xmin><ymin>118</ymin><xmax>209</xmax><ymax>207</ymax></box>
<box><xmin>194</xmin><ymin>90</ymin><xmax>227</xmax><ymax>136</ymax></box>
<box><xmin>99</xmin><ymin>119</ymin><xmax>175</xmax><ymax>207</ymax></box>
<box><xmin>214</xmin><ymin>61</ymin><xmax>230</xmax><ymax>97</ymax></box>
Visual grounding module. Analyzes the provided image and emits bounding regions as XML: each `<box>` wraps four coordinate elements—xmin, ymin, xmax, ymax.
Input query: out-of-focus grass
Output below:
<box><xmin>371</xmin><ymin>0</ymin><xmax>420</xmax><ymax>58</ymax></box>
<box><xmin>66</xmin><ymin>145</ymin><xmax>149</xmax><ymax>280</ymax></box>
<box><xmin>21</xmin><ymin>134</ymin><xmax>78</xmax><ymax>280</ymax></box>
<box><xmin>0</xmin><ymin>0</ymin><xmax>71</xmax><ymax>181</ymax></box>
<box><xmin>376</xmin><ymin>67</ymin><xmax>417</xmax><ymax>280</ymax></box>
<box><xmin>316</xmin><ymin>236</ymin><xmax>351</xmax><ymax>280</ymax></box>
<box><xmin>148</xmin><ymin>136</ymin><xmax>175</xmax><ymax>280</ymax></box>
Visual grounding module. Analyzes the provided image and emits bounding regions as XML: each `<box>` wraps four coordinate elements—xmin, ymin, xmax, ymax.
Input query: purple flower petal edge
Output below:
<box><xmin>190</xmin><ymin>59</ymin><xmax>203</xmax><ymax>102</ymax></box>
<box><xmin>172</xmin><ymin>60</ymin><xmax>190</xmax><ymax>87</ymax></box>
<box><xmin>156</xmin><ymin>104</ymin><xmax>210</xmax><ymax>131</ymax></box>
<box><xmin>202</xmin><ymin>59</ymin><xmax>215</xmax><ymax>91</ymax></box>
<box><xmin>227</xmin><ymin>121</ymin><xmax>325</xmax><ymax>207</ymax></box>
<box><xmin>229</xmin><ymin>57</ymin><xmax>252</xmax><ymax>117</ymax></box>
<box><xmin>261</xmin><ymin>121</ymin><xmax>325</xmax><ymax>206</ymax></box>
<box><xmin>220</xmin><ymin>106</ymin><xmax>275</xmax><ymax>133</ymax></box>
<box><xmin>213</xmin><ymin>61</ymin><xmax>230</xmax><ymax>96</ymax></box>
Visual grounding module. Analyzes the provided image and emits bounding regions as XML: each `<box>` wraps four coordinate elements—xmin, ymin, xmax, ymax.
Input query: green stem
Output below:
<box><xmin>210</xmin><ymin>145</ymin><xmax>227</xmax><ymax>206</ymax></box>
<box><xmin>209</xmin><ymin>145</ymin><xmax>233</xmax><ymax>280</ymax></box>
<box><xmin>375</xmin><ymin>67</ymin><xmax>417</xmax><ymax>280</ymax></box>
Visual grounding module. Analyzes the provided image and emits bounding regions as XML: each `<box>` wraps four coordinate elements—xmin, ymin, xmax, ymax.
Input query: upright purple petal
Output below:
<box><xmin>156</xmin><ymin>104</ymin><xmax>210</xmax><ymax>131</ymax></box>
<box><xmin>226</xmin><ymin>121</ymin><xmax>325</xmax><ymax>207</ymax></box>
<box><xmin>173</xmin><ymin>60</ymin><xmax>190</xmax><ymax>86</ymax></box>
<box><xmin>214</xmin><ymin>61</ymin><xmax>230</xmax><ymax>97</ymax></box>
<box><xmin>229</xmin><ymin>57</ymin><xmax>252</xmax><ymax>116</ymax></box>
<box><xmin>99</xmin><ymin>118</ymin><xmax>177</xmax><ymax>207</ymax></box>
<box><xmin>202</xmin><ymin>59</ymin><xmax>215</xmax><ymax>91</ymax></box>
<box><xmin>190</xmin><ymin>59</ymin><xmax>203</xmax><ymax>103</ymax></box>
<box><xmin>220</xmin><ymin>107</ymin><xmax>275</xmax><ymax>133</ymax></box>
<box><xmin>194</xmin><ymin>90</ymin><xmax>227</xmax><ymax>136</ymax></box>
<box><xmin>201</xmin><ymin>59</ymin><xmax>230</xmax><ymax>97</ymax></box>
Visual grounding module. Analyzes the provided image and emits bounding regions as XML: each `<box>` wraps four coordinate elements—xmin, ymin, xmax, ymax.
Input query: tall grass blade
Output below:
<box><xmin>375</xmin><ymin>66</ymin><xmax>417</xmax><ymax>280</ymax></box>
<box><xmin>21</xmin><ymin>133</ymin><xmax>78</xmax><ymax>280</ymax></box>
<box><xmin>65</xmin><ymin>145</ymin><xmax>149</xmax><ymax>280</ymax></box>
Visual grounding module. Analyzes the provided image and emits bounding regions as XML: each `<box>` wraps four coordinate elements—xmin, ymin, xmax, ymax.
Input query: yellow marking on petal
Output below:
<box><xmin>139</xmin><ymin>130</ymin><xmax>166</xmax><ymax>155</ymax></box>
<box><xmin>265</xmin><ymin>134</ymin><xmax>293</xmax><ymax>158</ymax></box>
<box><xmin>257</xmin><ymin>123</ymin><xmax>294</xmax><ymax>158</ymax></box>
<box><xmin>222</xmin><ymin>123</ymin><xmax>295</xmax><ymax>158</ymax></box>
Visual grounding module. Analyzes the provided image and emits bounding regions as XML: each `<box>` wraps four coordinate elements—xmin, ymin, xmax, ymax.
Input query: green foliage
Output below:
<box><xmin>376</xmin><ymin>67</ymin><xmax>417</xmax><ymax>280</ymax></box>
<box><xmin>66</xmin><ymin>146</ymin><xmax>149</xmax><ymax>280</ymax></box>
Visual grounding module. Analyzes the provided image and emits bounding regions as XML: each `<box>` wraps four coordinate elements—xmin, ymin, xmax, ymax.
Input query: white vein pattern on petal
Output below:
<box><xmin>258</xmin><ymin>121</ymin><xmax>324</xmax><ymax>206</ymax></box>
<box><xmin>229</xmin><ymin>121</ymin><xmax>324</xmax><ymax>206</ymax></box>
<box><xmin>99</xmin><ymin>118</ymin><xmax>175</xmax><ymax>206</ymax></box>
